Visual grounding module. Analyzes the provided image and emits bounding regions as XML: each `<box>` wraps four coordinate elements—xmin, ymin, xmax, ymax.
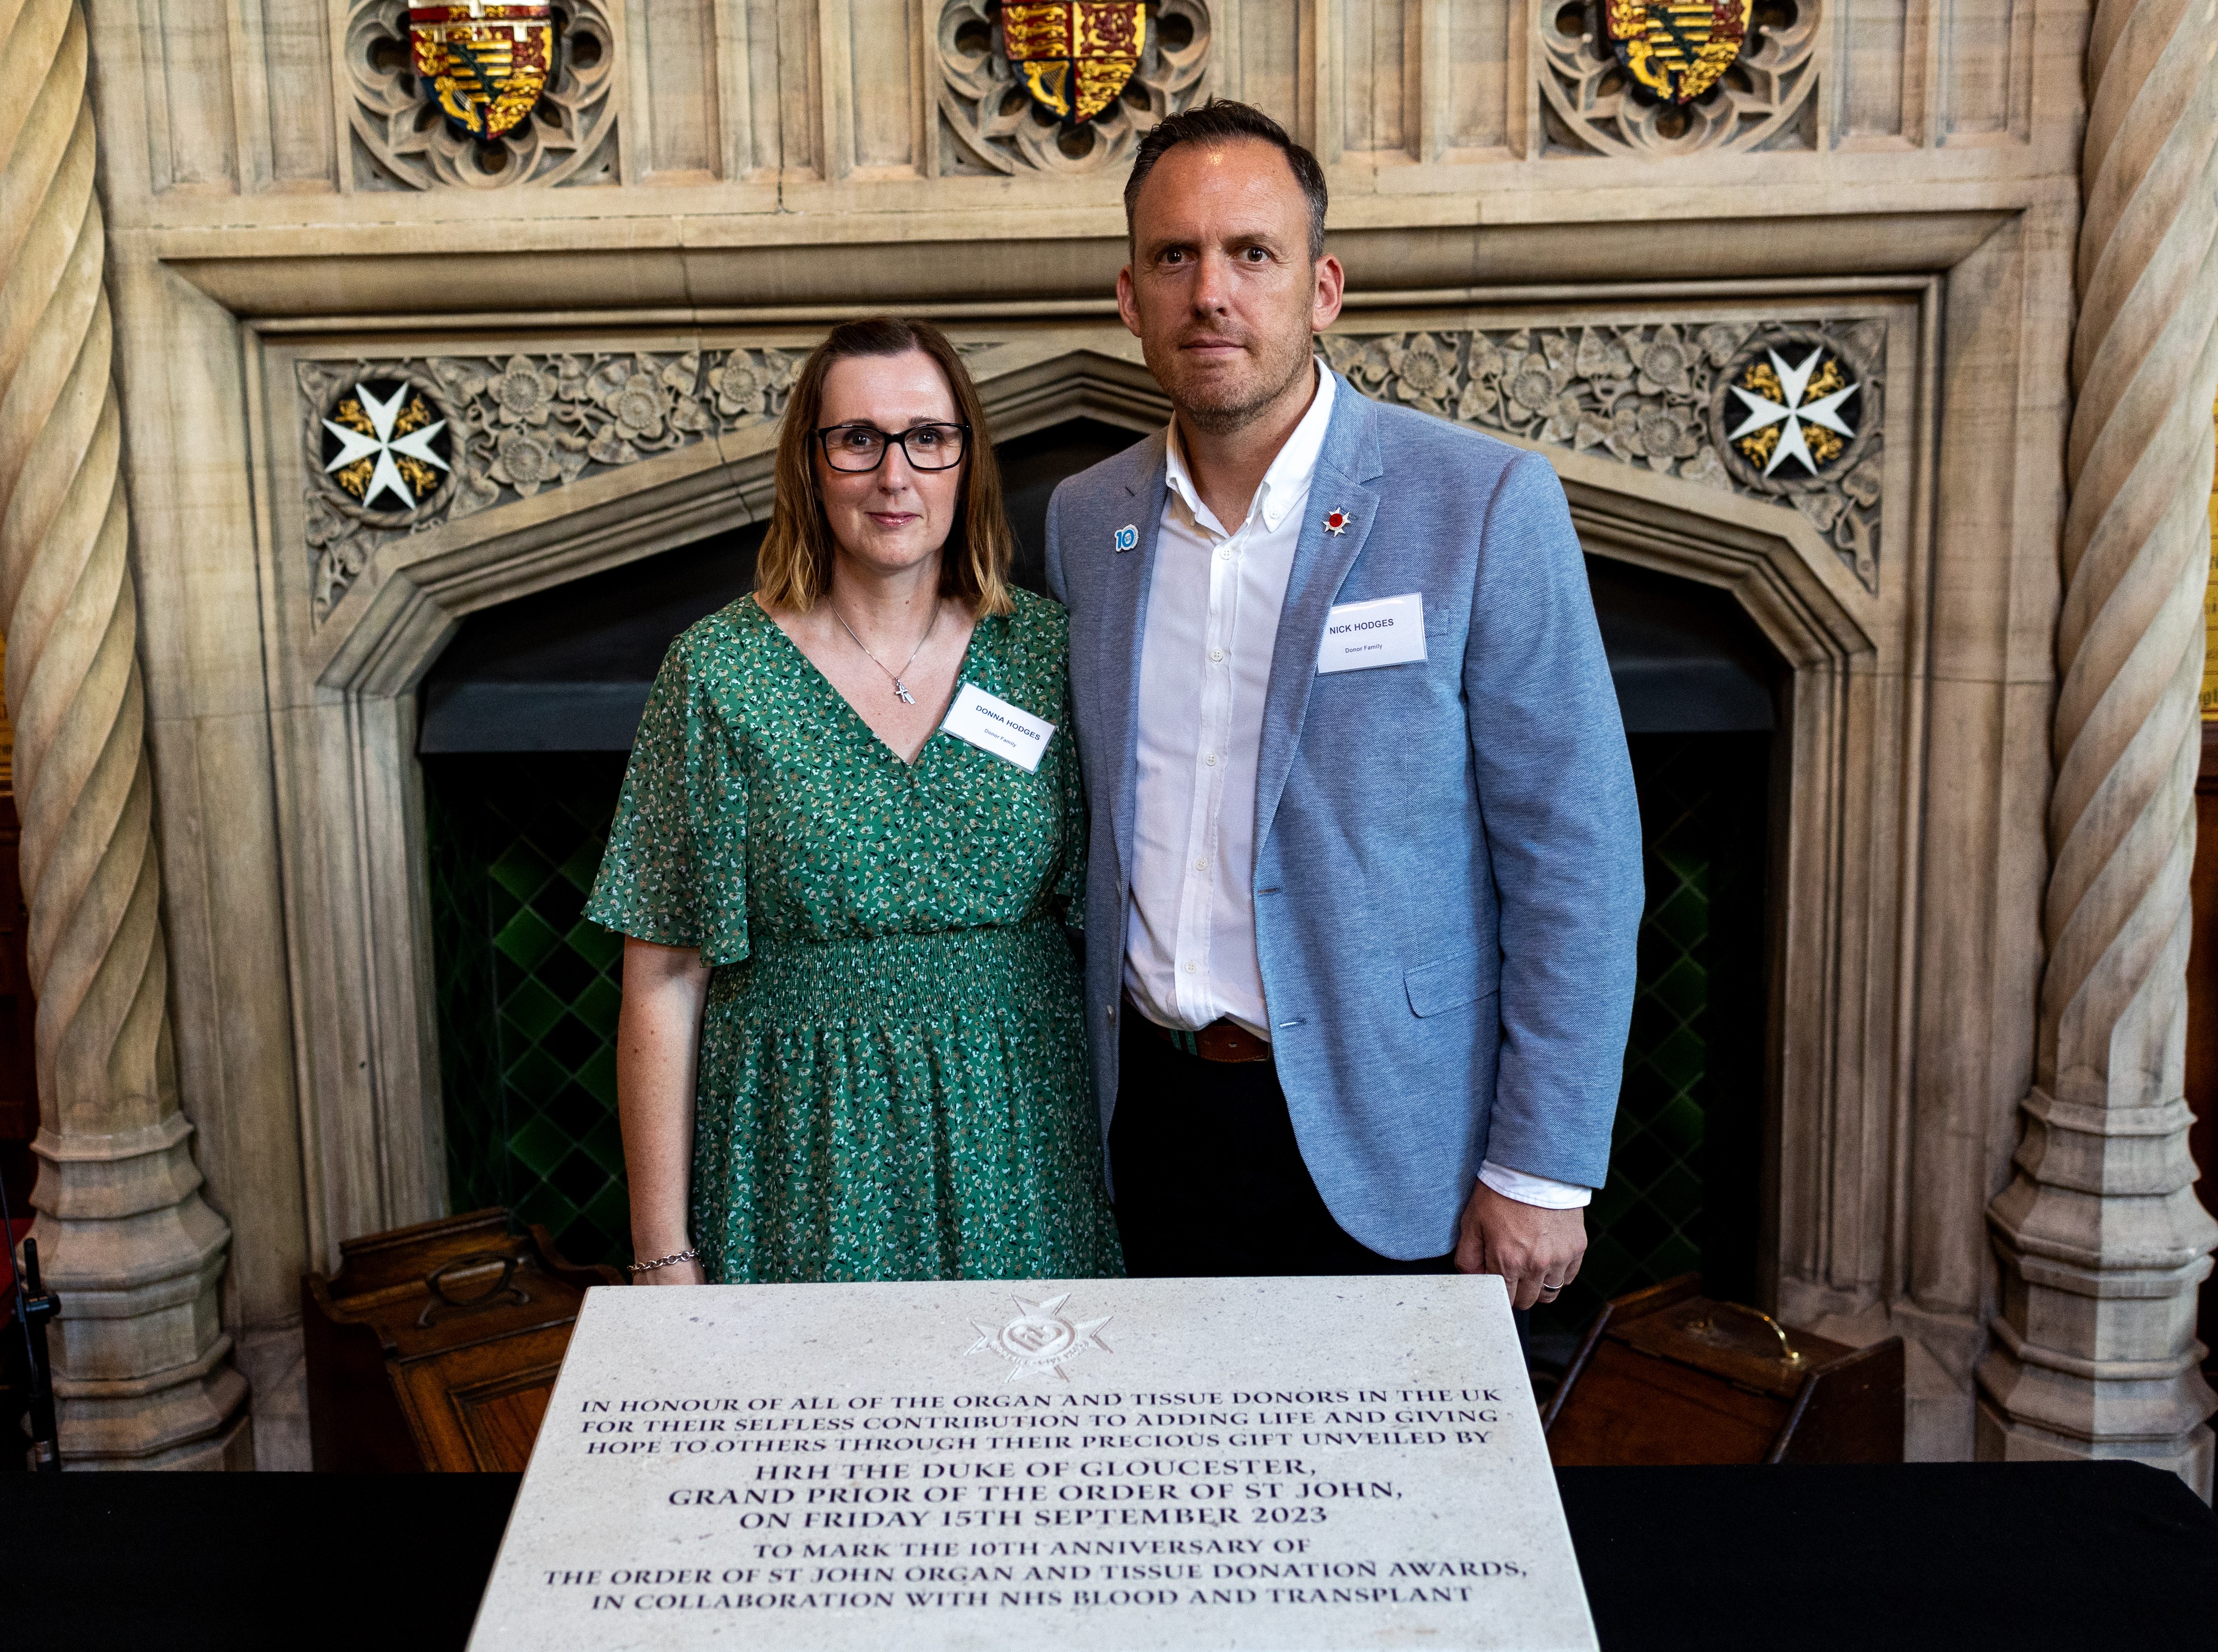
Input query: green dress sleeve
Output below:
<box><xmin>585</xmin><ymin>626</ymin><xmax>751</xmax><ymax>965</ymax></box>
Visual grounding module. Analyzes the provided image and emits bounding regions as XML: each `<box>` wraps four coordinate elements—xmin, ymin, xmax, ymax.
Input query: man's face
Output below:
<box><xmin>1118</xmin><ymin>138</ymin><xmax>1344</xmax><ymax>433</ymax></box>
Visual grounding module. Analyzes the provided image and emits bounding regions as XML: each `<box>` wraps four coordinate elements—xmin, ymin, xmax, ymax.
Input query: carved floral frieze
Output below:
<box><xmin>300</xmin><ymin>347</ymin><xmax>805</xmax><ymax>618</ymax></box>
<box><xmin>297</xmin><ymin>321</ymin><xmax>1884</xmax><ymax>623</ymax></box>
<box><xmin>1322</xmin><ymin>318</ymin><xmax>1884</xmax><ymax>588</ymax></box>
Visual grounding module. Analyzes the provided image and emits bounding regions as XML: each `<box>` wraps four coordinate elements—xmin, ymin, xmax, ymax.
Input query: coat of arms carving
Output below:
<box><xmin>1538</xmin><ymin>0</ymin><xmax>1817</xmax><ymax>157</ymax></box>
<box><xmin>937</xmin><ymin>0</ymin><xmax>1209</xmax><ymax>175</ymax></box>
<box><xmin>1600</xmin><ymin>0</ymin><xmax>1751</xmax><ymax>104</ymax></box>
<box><xmin>1001</xmin><ymin>2</ymin><xmax>1147</xmax><ymax>123</ymax></box>
<box><xmin>347</xmin><ymin>0</ymin><xmax>617</xmax><ymax>189</ymax></box>
<box><xmin>408</xmin><ymin>4</ymin><xmax>556</xmax><ymax>140</ymax></box>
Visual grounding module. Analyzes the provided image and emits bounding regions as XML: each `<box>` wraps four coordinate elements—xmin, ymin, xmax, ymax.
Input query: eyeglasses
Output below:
<box><xmin>814</xmin><ymin>422</ymin><xmax>971</xmax><ymax>472</ymax></box>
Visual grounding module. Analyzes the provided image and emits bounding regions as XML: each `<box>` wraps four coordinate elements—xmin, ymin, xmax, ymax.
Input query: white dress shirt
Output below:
<box><xmin>1123</xmin><ymin>363</ymin><xmax>1590</xmax><ymax>1212</ymax></box>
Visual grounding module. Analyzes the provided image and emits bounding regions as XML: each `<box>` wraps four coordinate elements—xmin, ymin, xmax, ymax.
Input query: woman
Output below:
<box><xmin>586</xmin><ymin>318</ymin><xmax>1120</xmax><ymax>1287</ymax></box>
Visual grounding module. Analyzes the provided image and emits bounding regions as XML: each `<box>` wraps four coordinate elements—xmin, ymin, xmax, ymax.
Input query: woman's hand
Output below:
<box><xmin>633</xmin><ymin>1255</ymin><xmax>707</xmax><ymax>1287</ymax></box>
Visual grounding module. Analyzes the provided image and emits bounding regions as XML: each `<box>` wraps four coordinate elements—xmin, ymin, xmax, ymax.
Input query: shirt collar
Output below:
<box><xmin>1163</xmin><ymin>360</ymin><xmax>1336</xmax><ymax>538</ymax></box>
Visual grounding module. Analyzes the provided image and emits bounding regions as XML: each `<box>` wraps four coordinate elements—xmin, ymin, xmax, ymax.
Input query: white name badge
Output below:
<box><xmin>940</xmin><ymin>682</ymin><xmax>1055</xmax><ymax>772</ymax></box>
<box><xmin>1317</xmin><ymin>591</ymin><xmax>1428</xmax><ymax>673</ymax></box>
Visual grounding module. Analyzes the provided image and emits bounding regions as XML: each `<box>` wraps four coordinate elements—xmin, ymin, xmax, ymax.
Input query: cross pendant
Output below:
<box><xmin>893</xmin><ymin>680</ymin><xmax>915</xmax><ymax>705</ymax></box>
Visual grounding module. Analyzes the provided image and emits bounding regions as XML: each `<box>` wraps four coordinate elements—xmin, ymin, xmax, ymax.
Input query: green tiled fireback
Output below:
<box><xmin>1529</xmin><ymin>731</ymin><xmax>1770</xmax><ymax>1346</ymax></box>
<box><xmin>427</xmin><ymin>753</ymin><xmax>634</xmax><ymax>1268</ymax></box>
<box><xmin>425</xmin><ymin>735</ymin><xmax>1768</xmax><ymax>1294</ymax></box>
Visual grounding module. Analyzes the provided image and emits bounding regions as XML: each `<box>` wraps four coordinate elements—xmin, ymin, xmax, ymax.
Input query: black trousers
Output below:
<box><xmin>1110</xmin><ymin>1011</ymin><xmax>1456</xmax><ymax>1277</ymax></box>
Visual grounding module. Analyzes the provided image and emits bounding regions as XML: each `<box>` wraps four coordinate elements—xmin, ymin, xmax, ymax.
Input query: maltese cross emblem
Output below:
<box><xmin>966</xmin><ymin>1294</ymin><xmax>1112</xmax><ymax>1384</ymax></box>
<box><xmin>322</xmin><ymin>381</ymin><xmax>450</xmax><ymax>511</ymax></box>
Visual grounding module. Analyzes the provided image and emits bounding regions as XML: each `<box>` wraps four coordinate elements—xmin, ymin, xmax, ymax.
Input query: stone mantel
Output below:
<box><xmin>153</xmin><ymin>209</ymin><xmax>2021</xmax><ymax>323</ymax></box>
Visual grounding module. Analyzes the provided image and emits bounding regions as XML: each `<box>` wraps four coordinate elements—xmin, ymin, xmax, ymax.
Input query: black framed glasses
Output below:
<box><xmin>815</xmin><ymin>422</ymin><xmax>971</xmax><ymax>472</ymax></box>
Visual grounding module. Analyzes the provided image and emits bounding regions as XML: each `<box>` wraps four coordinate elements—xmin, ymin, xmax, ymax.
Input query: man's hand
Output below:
<box><xmin>1454</xmin><ymin>1180</ymin><xmax>1586</xmax><ymax>1310</ymax></box>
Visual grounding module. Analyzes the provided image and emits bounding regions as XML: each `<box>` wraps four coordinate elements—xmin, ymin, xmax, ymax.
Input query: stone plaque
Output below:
<box><xmin>467</xmin><ymin>1275</ymin><xmax>1597</xmax><ymax>1651</ymax></box>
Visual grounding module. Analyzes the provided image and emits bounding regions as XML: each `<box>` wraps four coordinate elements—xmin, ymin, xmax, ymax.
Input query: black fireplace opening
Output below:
<box><xmin>421</xmin><ymin>426</ymin><xmax>1781</xmax><ymax>1331</ymax></box>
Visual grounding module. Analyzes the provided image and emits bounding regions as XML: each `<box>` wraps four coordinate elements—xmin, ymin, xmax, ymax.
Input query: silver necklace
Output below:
<box><xmin>830</xmin><ymin>599</ymin><xmax>941</xmax><ymax>704</ymax></box>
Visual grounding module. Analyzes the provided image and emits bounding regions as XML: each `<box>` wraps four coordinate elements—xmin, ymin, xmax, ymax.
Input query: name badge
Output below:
<box><xmin>1316</xmin><ymin>592</ymin><xmax>1428</xmax><ymax>674</ymax></box>
<box><xmin>940</xmin><ymin>683</ymin><xmax>1055</xmax><ymax>773</ymax></box>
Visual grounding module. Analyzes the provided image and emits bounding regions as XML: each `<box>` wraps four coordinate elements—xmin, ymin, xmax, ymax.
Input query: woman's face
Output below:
<box><xmin>814</xmin><ymin>350</ymin><xmax>967</xmax><ymax>582</ymax></box>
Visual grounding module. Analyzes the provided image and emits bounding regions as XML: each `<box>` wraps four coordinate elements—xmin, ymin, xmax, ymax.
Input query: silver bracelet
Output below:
<box><xmin>627</xmin><ymin>1247</ymin><xmax>700</xmax><ymax>1276</ymax></box>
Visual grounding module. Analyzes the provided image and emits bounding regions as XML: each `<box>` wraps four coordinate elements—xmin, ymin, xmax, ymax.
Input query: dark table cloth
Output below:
<box><xmin>4</xmin><ymin>1462</ymin><xmax>2212</xmax><ymax>1650</ymax></box>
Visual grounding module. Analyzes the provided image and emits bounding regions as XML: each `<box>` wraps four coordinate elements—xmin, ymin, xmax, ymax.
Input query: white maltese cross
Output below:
<box><xmin>1725</xmin><ymin>347</ymin><xmax>1859</xmax><ymax>478</ymax></box>
<box><xmin>323</xmin><ymin>381</ymin><xmax>451</xmax><ymax>511</ymax></box>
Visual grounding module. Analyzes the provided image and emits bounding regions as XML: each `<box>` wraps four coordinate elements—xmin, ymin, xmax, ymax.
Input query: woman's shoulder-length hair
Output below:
<box><xmin>755</xmin><ymin>318</ymin><xmax>1014</xmax><ymax>617</ymax></box>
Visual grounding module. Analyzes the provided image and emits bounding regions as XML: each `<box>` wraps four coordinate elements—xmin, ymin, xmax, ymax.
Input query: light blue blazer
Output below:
<box><xmin>1043</xmin><ymin>372</ymin><xmax>1644</xmax><ymax>1260</ymax></box>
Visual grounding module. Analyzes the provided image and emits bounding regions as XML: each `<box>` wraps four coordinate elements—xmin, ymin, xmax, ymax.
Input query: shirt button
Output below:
<box><xmin>1210</xmin><ymin>648</ymin><xmax>1225</xmax><ymax>662</ymax></box>
<box><xmin>1204</xmin><ymin>752</ymin><xmax>1219</xmax><ymax>767</ymax></box>
<box><xmin>1218</xmin><ymin>547</ymin><xmax>1234</xmax><ymax>561</ymax></box>
<box><xmin>1184</xmin><ymin>961</ymin><xmax>1198</xmax><ymax>974</ymax></box>
<box><xmin>1194</xmin><ymin>858</ymin><xmax>1209</xmax><ymax>872</ymax></box>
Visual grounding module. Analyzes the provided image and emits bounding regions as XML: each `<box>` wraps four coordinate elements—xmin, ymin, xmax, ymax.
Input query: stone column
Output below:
<box><xmin>0</xmin><ymin>0</ymin><xmax>246</xmax><ymax>1467</ymax></box>
<box><xmin>1980</xmin><ymin>0</ymin><xmax>2218</xmax><ymax>1492</ymax></box>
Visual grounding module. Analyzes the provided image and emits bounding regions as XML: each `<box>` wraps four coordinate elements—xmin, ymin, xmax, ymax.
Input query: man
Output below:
<box><xmin>1042</xmin><ymin>102</ymin><xmax>1643</xmax><ymax>1312</ymax></box>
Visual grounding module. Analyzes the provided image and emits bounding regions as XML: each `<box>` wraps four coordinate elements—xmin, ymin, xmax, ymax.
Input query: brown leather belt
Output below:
<box><xmin>1126</xmin><ymin>995</ymin><xmax>1273</xmax><ymax>1064</ymax></box>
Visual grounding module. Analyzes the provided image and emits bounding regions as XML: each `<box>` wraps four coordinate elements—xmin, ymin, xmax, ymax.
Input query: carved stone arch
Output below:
<box><xmin>272</xmin><ymin>332</ymin><xmax>1914</xmax><ymax>1372</ymax></box>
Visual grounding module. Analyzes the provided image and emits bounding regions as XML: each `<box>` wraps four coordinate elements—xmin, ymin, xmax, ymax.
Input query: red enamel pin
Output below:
<box><xmin>1322</xmin><ymin>508</ymin><xmax>1350</xmax><ymax>536</ymax></box>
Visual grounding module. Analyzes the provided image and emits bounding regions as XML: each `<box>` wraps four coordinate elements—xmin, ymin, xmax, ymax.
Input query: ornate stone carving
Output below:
<box><xmin>936</xmin><ymin>0</ymin><xmax>1210</xmax><ymax>176</ymax></box>
<box><xmin>302</xmin><ymin>347</ymin><xmax>805</xmax><ymax>618</ymax></box>
<box><xmin>303</xmin><ymin>325</ymin><xmax>1883</xmax><ymax>615</ymax></box>
<box><xmin>1322</xmin><ymin>318</ymin><xmax>1884</xmax><ymax>588</ymax></box>
<box><xmin>1981</xmin><ymin>0</ymin><xmax>2218</xmax><ymax>1492</ymax></box>
<box><xmin>1538</xmin><ymin>0</ymin><xmax>1820</xmax><ymax>157</ymax></box>
<box><xmin>344</xmin><ymin>1</ymin><xmax>619</xmax><ymax>190</ymax></box>
<box><xmin>0</xmin><ymin>0</ymin><xmax>246</xmax><ymax>1466</ymax></box>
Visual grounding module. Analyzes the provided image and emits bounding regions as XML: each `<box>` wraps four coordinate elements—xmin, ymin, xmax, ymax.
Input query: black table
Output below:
<box><xmin>5</xmin><ymin>1463</ymin><xmax>2212</xmax><ymax>1650</ymax></box>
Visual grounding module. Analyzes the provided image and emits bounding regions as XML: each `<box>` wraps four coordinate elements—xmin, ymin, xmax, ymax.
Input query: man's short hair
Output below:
<box><xmin>1124</xmin><ymin>100</ymin><xmax>1328</xmax><ymax>262</ymax></box>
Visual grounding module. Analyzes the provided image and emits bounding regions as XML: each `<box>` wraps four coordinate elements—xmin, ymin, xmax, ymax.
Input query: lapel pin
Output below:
<box><xmin>1322</xmin><ymin>508</ymin><xmax>1350</xmax><ymax>536</ymax></box>
<box><xmin>1114</xmin><ymin>524</ymin><xmax>1138</xmax><ymax>553</ymax></box>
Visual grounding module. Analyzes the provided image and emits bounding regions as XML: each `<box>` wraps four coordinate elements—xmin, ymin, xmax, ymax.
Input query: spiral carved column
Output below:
<box><xmin>0</xmin><ymin>0</ymin><xmax>246</xmax><ymax>1467</ymax></box>
<box><xmin>1980</xmin><ymin>0</ymin><xmax>2218</xmax><ymax>1492</ymax></box>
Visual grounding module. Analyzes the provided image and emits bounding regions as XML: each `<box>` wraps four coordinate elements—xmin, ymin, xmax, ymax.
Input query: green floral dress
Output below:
<box><xmin>585</xmin><ymin>588</ymin><xmax>1122</xmax><ymax>1284</ymax></box>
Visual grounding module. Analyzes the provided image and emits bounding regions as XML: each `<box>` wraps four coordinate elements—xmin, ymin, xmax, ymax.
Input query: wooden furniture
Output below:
<box><xmin>1543</xmin><ymin>1275</ymin><xmax>1904</xmax><ymax>1466</ymax></box>
<box><xmin>302</xmin><ymin>1210</ymin><xmax>621</xmax><ymax>1472</ymax></box>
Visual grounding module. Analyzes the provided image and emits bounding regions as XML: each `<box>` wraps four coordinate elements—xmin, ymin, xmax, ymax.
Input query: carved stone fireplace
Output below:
<box><xmin>244</xmin><ymin>295</ymin><xmax>1940</xmax><ymax>1421</ymax></box>
<box><xmin>13</xmin><ymin>0</ymin><xmax>2208</xmax><ymax>1486</ymax></box>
